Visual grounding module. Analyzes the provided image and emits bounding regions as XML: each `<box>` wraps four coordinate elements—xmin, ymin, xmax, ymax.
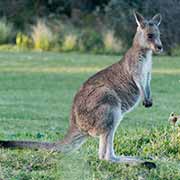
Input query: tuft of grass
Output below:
<box><xmin>103</xmin><ymin>30</ymin><xmax>123</xmax><ymax>54</ymax></box>
<box><xmin>62</xmin><ymin>34</ymin><xmax>77</xmax><ymax>51</ymax></box>
<box><xmin>16</xmin><ymin>32</ymin><xmax>33</xmax><ymax>49</ymax></box>
<box><xmin>31</xmin><ymin>20</ymin><xmax>54</xmax><ymax>51</ymax></box>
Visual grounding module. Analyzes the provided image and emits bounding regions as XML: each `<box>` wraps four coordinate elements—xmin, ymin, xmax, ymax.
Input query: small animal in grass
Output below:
<box><xmin>168</xmin><ymin>112</ymin><xmax>180</xmax><ymax>127</ymax></box>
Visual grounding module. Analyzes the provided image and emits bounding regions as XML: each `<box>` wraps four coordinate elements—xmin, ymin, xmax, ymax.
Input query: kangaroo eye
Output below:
<box><xmin>147</xmin><ymin>33</ymin><xmax>154</xmax><ymax>39</ymax></box>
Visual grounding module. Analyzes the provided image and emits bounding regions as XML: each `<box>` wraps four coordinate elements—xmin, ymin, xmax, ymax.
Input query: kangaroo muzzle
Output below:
<box><xmin>155</xmin><ymin>44</ymin><xmax>163</xmax><ymax>53</ymax></box>
<box><xmin>154</xmin><ymin>38</ymin><xmax>163</xmax><ymax>53</ymax></box>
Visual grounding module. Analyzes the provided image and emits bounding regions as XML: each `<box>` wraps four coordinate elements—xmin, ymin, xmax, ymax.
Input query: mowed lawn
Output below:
<box><xmin>0</xmin><ymin>52</ymin><xmax>180</xmax><ymax>179</ymax></box>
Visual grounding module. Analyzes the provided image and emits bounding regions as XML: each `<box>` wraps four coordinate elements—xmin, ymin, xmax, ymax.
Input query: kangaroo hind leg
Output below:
<box><xmin>98</xmin><ymin>110</ymin><xmax>156</xmax><ymax>168</ymax></box>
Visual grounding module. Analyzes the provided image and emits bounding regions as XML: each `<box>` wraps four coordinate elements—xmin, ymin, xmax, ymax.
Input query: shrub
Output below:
<box><xmin>79</xmin><ymin>29</ymin><xmax>104</xmax><ymax>53</ymax></box>
<box><xmin>31</xmin><ymin>19</ymin><xmax>54</xmax><ymax>51</ymax></box>
<box><xmin>16</xmin><ymin>32</ymin><xmax>32</xmax><ymax>49</ymax></box>
<box><xmin>0</xmin><ymin>19</ymin><xmax>13</xmax><ymax>44</ymax></box>
<box><xmin>171</xmin><ymin>45</ymin><xmax>180</xmax><ymax>56</ymax></box>
<box><xmin>103</xmin><ymin>30</ymin><xmax>123</xmax><ymax>54</ymax></box>
<box><xmin>62</xmin><ymin>34</ymin><xmax>77</xmax><ymax>51</ymax></box>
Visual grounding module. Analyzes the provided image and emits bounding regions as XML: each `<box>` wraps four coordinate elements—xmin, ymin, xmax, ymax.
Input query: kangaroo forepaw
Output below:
<box><xmin>143</xmin><ymin>99</ymin><xmax>153</xmax><ymax>108</ymax></box>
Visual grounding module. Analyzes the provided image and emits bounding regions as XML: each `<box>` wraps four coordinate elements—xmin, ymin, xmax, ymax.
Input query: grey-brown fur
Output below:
<box><xmin>0</xmin><ymin>12</ymin><xmax>162</xmax><ymax>168</ymax></box>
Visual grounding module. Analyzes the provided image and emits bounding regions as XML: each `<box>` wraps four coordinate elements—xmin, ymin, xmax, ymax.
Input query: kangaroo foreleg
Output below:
<box><xmin>142</xmin><ymin>72</ymin><xmax>153</xmax><ymax>108</ymax></box>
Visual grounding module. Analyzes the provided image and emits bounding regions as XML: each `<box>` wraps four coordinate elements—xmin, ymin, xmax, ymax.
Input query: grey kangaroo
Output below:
<box><xmin>0</xmin><ymin>12</ymin><xmax>163</xmax><ymax>168</ymax></box>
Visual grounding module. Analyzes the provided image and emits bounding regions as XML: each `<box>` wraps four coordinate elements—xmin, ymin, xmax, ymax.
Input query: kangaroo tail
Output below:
<box><xmin>0</xmin><ymin>128</ymin><xmax>87</xmax><ymax>153</ymax></box>
<box><xmin>0</xmin><ymin>140</ymin><xmax>55</xmax><ymax>150</ymax></box>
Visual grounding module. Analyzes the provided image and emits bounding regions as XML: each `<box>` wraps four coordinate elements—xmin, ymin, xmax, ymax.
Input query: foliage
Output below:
<box><xmin>103</xmin><ymin>30</ymin><xmax>123</xmax><ymax>54</ymax></box>
<box><xmin>62</xmin><ymin>34</ymin><xmax>77</xmax><ymax>51</ymax></box>
<box><xmin>0</xmin><ymin>18</ymin><xmax>13</xmax><ymax>44</ymax></box>
<box><xmin>16</xmin><ymin>32</ymin><xmax>33</xmax><ymax>49</ymax></box>
<box><xmin>31</xmin><ymin>20</ymin><xmax>54</xmax><ymax>51</ymax></box>
<box><xmin>79</xmin><ymin>29</ymin><xmax>104</xmax><ymax>53</ymax></box>
<box><xmin>0</xmin><ymin>0</ymin><xmax>180</xmax><ymax>54</ymax></box>
<box><xmin>170</xmin><ymin>45</ymin><xmax>180</xmax><ymax>56</ymax></box>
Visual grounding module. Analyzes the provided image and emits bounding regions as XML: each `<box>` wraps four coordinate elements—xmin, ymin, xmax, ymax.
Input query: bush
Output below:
<box><xmin>171</xmin><ymin>45</ymin><xmax>180</xmax><ymax>56</ymax></box>
<box><xmin>79</xmin><ymin>30</ymin><xmax>104</xmax><ymax>53</ymax></box>
<box><xmin>31</xmin><ymin>19</ymin><xmax>54</xmax><ymax>51</ymax></box>
<box><xmin>0</xmin><ymin>18</ymin><xmax>13</xmax><ymax>44</ymax></box>
<box><xmin>103</xmin><ymin>30</ymin><xmax>123</xmax><ymax>54</ymax></box>
<box><xmin>16</xmin><ymin>32</ymin><xmax>32</xmax><ymax>49</ymax></box>
<box><xmin>62</xmin><ymin>34</ymin><xmax>77</xmax><ymax>51</ymax></box>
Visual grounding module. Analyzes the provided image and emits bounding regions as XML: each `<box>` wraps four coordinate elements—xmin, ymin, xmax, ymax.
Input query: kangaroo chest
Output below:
<box><xmin>139</xmin><ymin>50</ymin><xmax>152</xmax><ymax>86</ymax></box>
<box><xmin>119</xmin><ymin>50</ymin><xmax>152</xmax><ymax>113</ymax></box>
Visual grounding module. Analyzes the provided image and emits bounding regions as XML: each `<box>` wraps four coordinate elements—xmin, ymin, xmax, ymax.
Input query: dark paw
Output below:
<box><xmin>143</xmin><ymin>99</ymin><xmax>153</xmax><ymax>108</ymax></box>
<box><xmin>141</xmin><ymin>161</ymin><xmax>156</xmax><ymax>169</ymax></box>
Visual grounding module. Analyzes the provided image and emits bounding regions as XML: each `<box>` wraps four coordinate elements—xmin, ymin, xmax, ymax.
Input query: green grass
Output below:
<box><xmin>0</xmin><ymin>52</ymin><xmax>180</xmax><ymax>179</ymax></box>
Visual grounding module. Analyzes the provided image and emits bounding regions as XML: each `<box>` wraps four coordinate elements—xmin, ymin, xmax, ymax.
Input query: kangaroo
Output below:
<box><xmin>0</xmin><ymin>12</ymin><xmax>162</xmax><ymax>168</ymax></box>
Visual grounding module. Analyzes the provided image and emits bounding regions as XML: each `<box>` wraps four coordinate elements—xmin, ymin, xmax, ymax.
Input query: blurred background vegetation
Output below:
<box><xmin>0</xmin><ymin>0</ymin><xmax>179</xmax><ymax>55</ymax></box>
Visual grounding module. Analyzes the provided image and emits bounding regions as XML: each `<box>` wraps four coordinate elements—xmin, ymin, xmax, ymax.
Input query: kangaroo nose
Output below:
<box><xmin>156</xmin><ymin>45</ymin><xmax>163</xmax><ymax>52</ymax></box>
<box><xmin>157</xmin><ymin>45</ymin><xmax>162</xmax><ymax>50</ymax></box>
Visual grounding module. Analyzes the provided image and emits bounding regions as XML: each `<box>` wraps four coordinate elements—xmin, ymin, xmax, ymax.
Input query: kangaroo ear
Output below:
<box><xmin>152</xmin><ymin>14</ymin><xmax>162</xmax><ymax>26</ymax></box>
<box><xmin>134</xmin><ymin>11</ymin><xmax>145</xmax><ymax>28</ymax></box>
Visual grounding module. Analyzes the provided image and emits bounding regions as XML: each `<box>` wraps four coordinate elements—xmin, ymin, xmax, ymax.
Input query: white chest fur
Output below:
<box><xmin>140</xmin><ymin>50</ymin><xmax>152</xmax><ymax>86</ymax></box>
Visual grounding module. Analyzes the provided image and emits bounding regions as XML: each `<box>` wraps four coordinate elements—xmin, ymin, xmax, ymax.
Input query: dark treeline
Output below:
<box><xmin>0</xmin><ymin>0</ymin><xmax>180</xmax><ymax>54</ymax></box>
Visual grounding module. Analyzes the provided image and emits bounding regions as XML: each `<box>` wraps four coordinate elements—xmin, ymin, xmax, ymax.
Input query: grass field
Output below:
<box><xmin>0</xmin><ymin>52</ymin><xmax>180</xmax><ymax>179</ymax></box>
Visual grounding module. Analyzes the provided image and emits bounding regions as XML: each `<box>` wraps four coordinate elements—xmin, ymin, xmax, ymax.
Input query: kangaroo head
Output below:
<box><xmin>133</xmin><ymin>11</ymin><xmax>163</xmax><ymax>53</ymax></box>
